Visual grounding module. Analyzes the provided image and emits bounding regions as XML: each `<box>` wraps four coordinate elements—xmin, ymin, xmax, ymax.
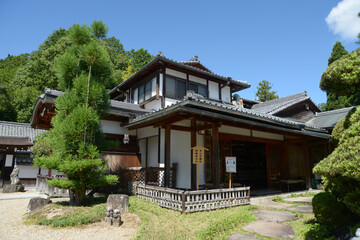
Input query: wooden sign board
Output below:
<box><xmin>191</xmin><ymin>146</ymin><xmax>208</xmax><ymax>164</ymax></box>
<box><xmin>225</xmin><ymin>156</ymin><xmax>236</xmax><ymax>173</ymax></box>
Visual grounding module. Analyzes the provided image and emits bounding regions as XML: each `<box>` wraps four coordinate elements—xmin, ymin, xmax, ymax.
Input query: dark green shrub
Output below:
<box><xmin>312</xmin><ymin>192</ymin><xmax>347</xmax><ymax>227</ymax></box>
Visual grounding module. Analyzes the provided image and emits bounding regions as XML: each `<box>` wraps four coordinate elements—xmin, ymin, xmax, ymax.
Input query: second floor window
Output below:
<box><xmin>189</xmin><ymin>82</ymin><xmax>207</xmax><ymax>98</ymax></box>
<box><xmin>133</xmin><ymin>76</ymin><xmax>156</xmax><ymax>104</ymax></box>
<box><xmin>165</xmin><ymin>76</ymin><xmax>186</xmax><ymax>99</ymax></box>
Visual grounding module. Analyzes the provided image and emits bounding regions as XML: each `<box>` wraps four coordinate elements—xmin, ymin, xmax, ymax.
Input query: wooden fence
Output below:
<box><xmin>36</xmin><ymin>175</ymin><xmax>69</xmax><ymax>196</ymax></box>
<box><xmin>111</xmin><ymin>164</ymin><xmax>177</xmax><ymax>193</ymax></box>
<box><xmin>136</xmin><ymin>184</ymin><xmax>250</xmax><ymax>213</ymax></box>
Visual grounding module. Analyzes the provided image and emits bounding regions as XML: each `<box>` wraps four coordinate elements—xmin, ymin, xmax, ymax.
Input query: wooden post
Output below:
<box><xmin>165</xmin><ymin>125</ymin><xmax>171</xmax><ymax>187</ymax></box>
<box><xmin>229</xmin><ymin>172</ymin><xmax>232</xmax><ymax>188</ymax></box>
<box><xmin>191</xmin><ymin>119</ymin><xmax>197</xmax><ymax>190</ymax></box>
<box><xmin>303</xmin><ymin>139</ymin><xmax>311</xmax><ymax>188</ymax></box>
<box><xmin>212</xmin><ymin>123</ymin><xmax>220</xmax><ymax>188</ymax></box>
<box><xmin>197</xmin><ymin>164</ymin><xmax>199</xmax><ymax>190</ymax></box>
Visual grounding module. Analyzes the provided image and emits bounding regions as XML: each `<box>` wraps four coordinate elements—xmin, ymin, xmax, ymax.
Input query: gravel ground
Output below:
<box><xmin>0</xmin><ymin>198</ymin><xmax>140</xmax><ymax>240</ymax></box>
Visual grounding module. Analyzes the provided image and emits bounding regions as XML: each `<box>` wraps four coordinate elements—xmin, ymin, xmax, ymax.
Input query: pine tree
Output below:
<box><xmin>34</xmin><ymin>21</ymin><xmax>118</xmax><ymax>206</ymax></box>
<box><xmin>255</xmin><ymin>80</ymin><xmax>279</xmax><ymax>102</ymax></box>
<box><xmin>328</xmin><ymin>41</ymin><xmax>348</xmax><ymax>65</ymax></box>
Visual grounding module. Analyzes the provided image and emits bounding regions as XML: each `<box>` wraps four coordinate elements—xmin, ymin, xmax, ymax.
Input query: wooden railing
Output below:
<box><xmin>111</xmin><ymin>164</ymin><xmax>177</xmax><ymax>193</ymax></box>
<box><xmin>36</xmin><ymin>175</ymin><xmax>69</xmax><ymax>196</ymax></box>
<box><xmin>136</xmin><ymin>184</ymin><xmax>250</xmax><ymax>213</ymax></box>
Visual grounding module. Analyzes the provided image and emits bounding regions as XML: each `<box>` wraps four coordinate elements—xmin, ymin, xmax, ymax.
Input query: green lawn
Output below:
<box><xmin>25</xmin><ymin>194</ymin><xmax>339</xmax><ymax>239</ymax></box>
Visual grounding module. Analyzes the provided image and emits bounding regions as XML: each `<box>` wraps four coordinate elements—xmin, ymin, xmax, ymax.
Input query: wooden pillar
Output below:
<box><xmin>191</xmin><ymin>119</ymin><xmax>197</xmax><ymax>190</ymax></box>
<box><xmin>303</xmin><ymin>140</ymin><xmax>311</xmax><ymax>188</ymax></box>
<box><xmin>212</xmin><ymin>123</ymin><xmax>220</xmax><ymax>188</ymax></box>
<box><xmin>164</xmin><ymin>125</ymin><xmax>171</xmax><ymax>187</ymax></box>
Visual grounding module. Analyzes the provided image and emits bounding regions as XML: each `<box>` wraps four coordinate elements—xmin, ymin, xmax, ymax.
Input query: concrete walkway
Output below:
<box><xmin>0</xmin><ymin>189</ymin><xmax>49</xmax><ymax>200</ymax></box>
<box><xmin>227</xmin><ymin>191</ymin><xmax>317</xmax><ymax>240</ymax></box>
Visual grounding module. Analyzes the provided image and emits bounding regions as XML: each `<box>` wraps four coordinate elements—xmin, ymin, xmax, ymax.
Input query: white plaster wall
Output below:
<box><xmin>253</xmin><ymin>130</ymin><xmax>284</xmax><ymax>141</ymax></box>
<box><xmin>164</xmin><ymin>98</ymin><xmax>179</xmax><ymax>108</ymax></box>
<box><xmin>138</xmin><ymin>139</ymin><xmax>147</xmax><ymax>167</ymax></box>
<box><xmin>100</xmin><ymin>120</ymin><xmax>135</xmax><ymax>135</ymax></box>
<box><xmin>189</xmin><ymin>75</ymin><xmax>206</xmax><ymax>85</ymax></box>
<box><xmin>18</xmin><ymin>166</ymin><xmax>57</xmax><ymax>179</ymax></box>
<box><xmin>144</xmin><ymin>99</ymin><xmax>162</xmax><ymax>111</ymax></box>
<box><xmin>219</xmin><ymin>126</ymin><xmax>251</xmax><ymax>136</ymax></box>
<box><xmin>159</xmin><ymin>73</ymin><xmax>163</xmax><ymax>96</ymax></box>
<box><xmin>137</xmin><ymin>126</ymin><xmax>159</xmax><ymax>139</ymax></box>
<box><xmin>221</xmin><ymin>86</ymin><xmax>231</xmax><ymax>103</ymax></box>
<box><xmin>170</xmin><ymin>130</ymin><xmax>191</xmax><ymax>189</ymax></box>
<box><xmin>209</xmin><ymin>81</ymin><xmax>219</xmax><ymax>100</ymax></box>
<box><xmin>18</xmin><ymin>165</ymin><xmax>38</xmax><ymax>179</ymax></box>
<box><xmin>148</xmin><ymin>136</ymin><xmax>158</xmax><ymax>167</ymax></box>
<box><xmin>40</xmin><ymin>168</ymin><xmax>49</xmax><ymax>175</ymax></box>
<box><xmin>166</xmin><ymin>68</ymin><xmax>186</xmax><ymax>79</ymax></box>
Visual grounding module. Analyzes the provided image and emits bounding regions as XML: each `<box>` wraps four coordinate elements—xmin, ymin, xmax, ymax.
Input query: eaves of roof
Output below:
<box><xmin>109</xmin><ymin>55</ymin><xmax>250</xmax><ymax>96</ymax></box>
<box><xmin>127</xmin><ymin>98</ymin><xmax>329</xmax><ymax>139</ymax></box>
<box><xmin>251</xmin><ymin>92</ymin><xmax>320</xmax><ymax>115</ymax></box>
<box><xmin>30</xmin><ymin>88</ymin><xmax>152</xmax><ymax>127</ymax></box>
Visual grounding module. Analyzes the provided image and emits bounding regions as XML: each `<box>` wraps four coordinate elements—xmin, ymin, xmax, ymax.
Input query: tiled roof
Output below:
<box><xmin>251</xmin><ymin>92</ymin><xmax>319</xmax><ymax>115</ymax></box>
<box><xmin>0</xmin><ymin>121</ymin><xmax>46</xmax><ymax>141</ymax></box>
<box><xmin>109</xmin><ymin>53</ymin><xmax>250</xmax><ymax>95</ymax></box>
<box><xmin>128</xmin><ymin>97</ymin><xmax>328</xmax><ymax>138</ymax></box>
<box><xmin>306</xmin><ymin>106</ymin><xmax>356</xmax><ymax>129</ymax></box>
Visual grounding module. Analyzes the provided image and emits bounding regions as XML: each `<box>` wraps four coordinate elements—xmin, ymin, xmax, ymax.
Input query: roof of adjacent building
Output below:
<box><xmin>306</xmin><ymin>106</ymin><xmax>356</xmax><ymax>130</ymax></box>
<box><xmin>0</xmin><ymin>121</ymin><xmax>45</xmax><ymax>141</ymax></box>
<box><xmin>251</xmin><ymin>92</ymin><xmax>320</xmax><ymax>115</ymax></box>
<box><xmin>109</xmin><ymin>53</ymin><xmax>250</xmax><ymax>98</ymax></box>
<box><xmin>126</xmin><ymin>95</ymin><xmax>330</xmax><ymax>139</ymax></box>
<box><xmin>30</xmin><ymin>88</ymin><xmax>153</xmax><ymax>128</ymax></box>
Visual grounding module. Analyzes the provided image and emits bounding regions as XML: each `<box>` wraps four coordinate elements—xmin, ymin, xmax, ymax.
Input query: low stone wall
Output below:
<box><xmin>136</xmin><ymin>184</ymin><xmax>250</xmax><ymax>213</ymax></box>
<box><xmin>36</xmin><ymin>175</ymin><xmax>68</xmax><ymax>197</ymax></box>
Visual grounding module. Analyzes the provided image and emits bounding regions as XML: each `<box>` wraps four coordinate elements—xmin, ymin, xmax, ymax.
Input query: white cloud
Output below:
<box><xmin>326</xmin><ymin>0</ymin><xmax>360</xmax><ymax>40</ymax></box>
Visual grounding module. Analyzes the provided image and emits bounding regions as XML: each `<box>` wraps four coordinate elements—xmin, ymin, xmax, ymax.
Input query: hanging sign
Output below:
<box><xmin>225</xmin><ymin>156</ymin><xmax>236</xmax><ymax>173</ymax></box>
<box><xmin>191</xmin><ymin>146</ymin><xmax>208</xmax><ymax>164</ymax></box>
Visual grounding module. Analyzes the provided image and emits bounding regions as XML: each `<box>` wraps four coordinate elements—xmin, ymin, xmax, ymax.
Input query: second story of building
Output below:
<box><xmin>108</xmin><ymin>53</ymin><xmax>250</xmax><ymax>111</ymax></box>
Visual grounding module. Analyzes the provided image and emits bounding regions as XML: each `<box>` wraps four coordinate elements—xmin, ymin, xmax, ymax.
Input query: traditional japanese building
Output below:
<box><xmin>30</xmin><ymin>53</ymin><xmax>351</xmax><ymax>193</ymax></box>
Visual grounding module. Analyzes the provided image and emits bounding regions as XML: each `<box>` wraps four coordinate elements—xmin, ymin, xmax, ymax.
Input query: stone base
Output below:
<box><xmin>27</xmin><ymin>197</ymin><xmax>52</xmax><ymax>212</ymax></box>
<box><xmin>2</xmin><ymin>184</ymin><xmax>25</xmax><ymax>193</ymax></box>
<box><xmin>107</xmin><ymin>194</ymin><xmax>129</xmax><ymax>213</ymax></box>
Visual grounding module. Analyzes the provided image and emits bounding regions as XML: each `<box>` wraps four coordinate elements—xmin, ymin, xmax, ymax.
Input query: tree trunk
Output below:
<box><xmin>69</xmin><ymin>190</ymin><xmax>76</xmax><ymax>206</ymax></box>
<box><xmin>74</xmin><ymin>188</ymin><xmax>86</xmax><ymax>206</ymax></box>
<box><xmin>86</xmin><ymin>64</ymin><xmax>92</xmax><ymax>106</ymax></box>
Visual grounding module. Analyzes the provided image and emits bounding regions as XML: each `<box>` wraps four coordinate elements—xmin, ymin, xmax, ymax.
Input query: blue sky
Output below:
<box><xmin>1</xmin><ymin>0</ymin><xmax>359</xmax><ymax>105</ymax></box>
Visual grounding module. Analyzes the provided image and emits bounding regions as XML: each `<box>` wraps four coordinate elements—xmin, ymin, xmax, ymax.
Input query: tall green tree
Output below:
<box><xmin>328</xmin><ymin>41</ymin><xmax>348</xmax><ymax>66</ymax></box>
<box><xmin>255</xmin><ymin>80</ymin><xmax>279</xmax><ymax>102</ymax></box>
<box><xmin>323</xmin><ymin>41</ymin><xmax>351</xmax><ymax>111</ymax></box>
<box><xmin>34</xmin><ymin>22</ymin><xmax>118</xmax><ymax>206</ymax></box>
<box><xmin>320</xmin><ymin>48</ymin><xmax>360</xmax><ymax>109</ymax></box>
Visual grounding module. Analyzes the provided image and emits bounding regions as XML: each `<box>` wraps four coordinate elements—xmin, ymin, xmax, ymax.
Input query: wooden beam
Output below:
<box><xmin>191</xmin><ymin>119</ymin><xmax>196</xmax><ymax>190</ymax></box>
<box><xmin>195</xmin><ymin>124</ymin><xmax>213</xmax><ymax>132</ymax></box>
<box><xmin>212</xmin><ymin>123</ymin><xmax>220</xmax><ymax>188</ymax></box>
<box><xmin>168</xmin><ymin>125</ymin><xmax>192</xmax><ymax>132</ymax></box>
<box><xmin>164</xmin><ymin>125</ymin><xmax>171</xmax><ymax>187</ymax></box>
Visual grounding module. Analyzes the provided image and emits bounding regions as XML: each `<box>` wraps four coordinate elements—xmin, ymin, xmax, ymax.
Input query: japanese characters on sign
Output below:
<box><xmin>225</xmin><ymin>156</ymin><xmax>236</xmax><ymax>173</ymax></box>
<box><xmin>191</xmin><ymin>146</ymin><xmax>208</xmax><ymax>164</ymax></box>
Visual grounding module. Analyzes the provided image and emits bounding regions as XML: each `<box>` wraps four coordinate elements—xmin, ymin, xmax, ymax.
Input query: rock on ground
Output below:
<box><xmin>227</xmin><ymin>233</ymin><xmax>264</xmax><ymax>240</ymax></box>
<box><xmin>27</xmin><ymin>197</ymin><xmax>52</xmax><ymax>212</ymax></box>
<box><xmin>107</xmin><ymin>194</ymin><xmax>129</xmax><ymax>213</ymax></box>
<box><xmin>285</xmin><ymin>196</ymin><xmax>313</xmax><ymax>204</ymax></box>
<box><xmin>243</xmin><ymin>220</ymin><xmax>295</xmax><ymax>239</ymax></box>
<box><xmin>253</xmin><ymin>210</ymin><xmax>297</xmax><ymax>223</ymax></box>
<box><xmin>287</xmin><ymin>204</ymin><xmax>313</xmax><ymax>213</ymax></box>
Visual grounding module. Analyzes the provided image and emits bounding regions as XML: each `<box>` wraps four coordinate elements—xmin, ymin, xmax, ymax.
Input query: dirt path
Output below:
<box><xmin>0</xmin><ymin>198</ymin><xmax>140</xmax><ymax>240</ymax></box>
